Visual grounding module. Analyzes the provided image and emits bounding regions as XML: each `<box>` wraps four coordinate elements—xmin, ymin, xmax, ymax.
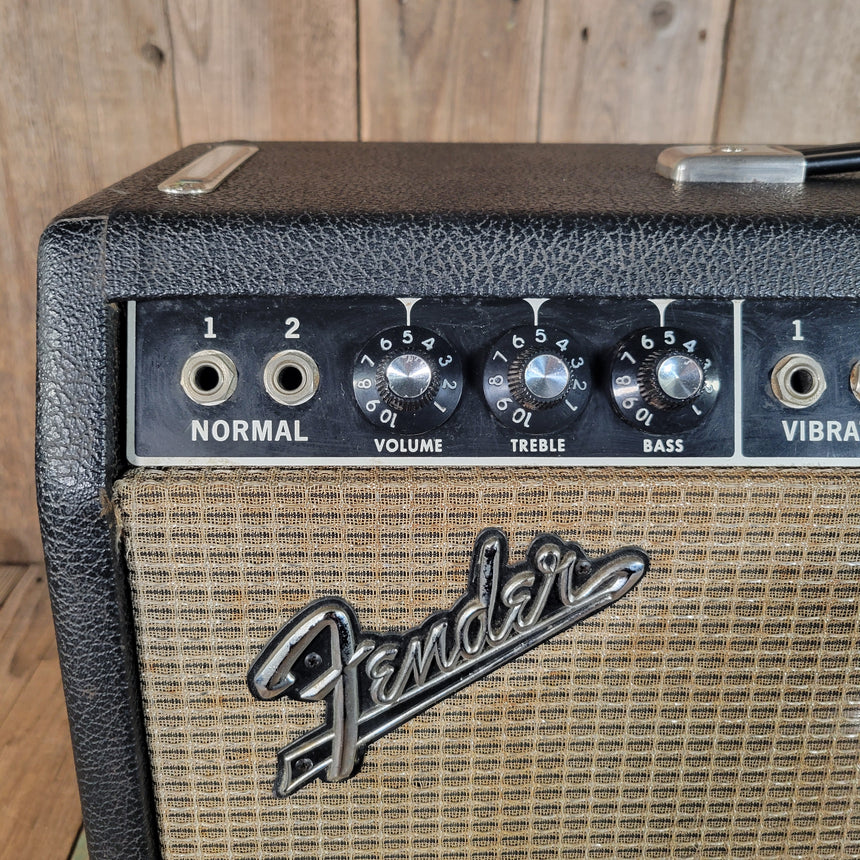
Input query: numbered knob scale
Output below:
<box><xmin>610</xmin><ymin>326</ymin><xmax>719</xmax><ymax>433</ymax></box>
<box><xmin>483</xmin><ymin>326</ymin><xmax>591</xmax><ymax>434</ymax></box>
<box><xmin>353</xmin><ymin>326</ymin><xmax>462</xmax><ymax>433</ymax></box>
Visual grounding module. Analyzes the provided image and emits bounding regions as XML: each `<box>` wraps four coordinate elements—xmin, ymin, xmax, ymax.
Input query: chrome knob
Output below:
<box><xmin>609</xmin><ymin>326</ymin><xmax>718</xmax><ymax>433</ymax></box>
<box><xmin>385</xmin><ymin>353</ymin><xmax>433</xmax><ymax>400</ymax></box>
<box><xmin>522</xmin><ymin>354</ymin><xmax>571</xmax><ymax>402</ymax></box>
<box><xmin>353</xmin><ymin>326</ymin><xmax>462</xmax><ymax>433</ymax></box>
<box><xmin>483</xmin><ymin>324</ymin><xmax>591</xmax><ymax>434</ymax></box>
<box><xmin>655</xmin><ymin>354</ymin><xmax>704</xmax><ymax>402</ymax></box>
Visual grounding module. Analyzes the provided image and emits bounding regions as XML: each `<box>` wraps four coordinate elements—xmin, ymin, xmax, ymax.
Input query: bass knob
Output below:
<box><xmin>610</xmin><ymin>326</ymin><xmax>719</xmax><ymax>433</ymax></box>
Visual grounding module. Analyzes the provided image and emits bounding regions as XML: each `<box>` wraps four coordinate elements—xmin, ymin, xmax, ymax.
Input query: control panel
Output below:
<box><xmin>127</xmin><ymin>296</ymin><xmax>860</xmax><ymax>465</ymax></box>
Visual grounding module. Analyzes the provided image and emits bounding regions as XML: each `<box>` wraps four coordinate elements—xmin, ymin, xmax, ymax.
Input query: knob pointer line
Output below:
<box><xmin>249</xmin><ymin>529</ymin><xmax>648</xmax><ymax>797</ymax></box>
<box><xmin>647</xmin><ymin>297</ymin><xmax>675</xmax><ymax>327</ymax></box>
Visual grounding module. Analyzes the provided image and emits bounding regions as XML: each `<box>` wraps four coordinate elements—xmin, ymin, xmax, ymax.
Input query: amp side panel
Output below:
<box><xmin>36</xmin><ymin>219</ymin><xmax>160</xmax><ymax>860</ymax></box>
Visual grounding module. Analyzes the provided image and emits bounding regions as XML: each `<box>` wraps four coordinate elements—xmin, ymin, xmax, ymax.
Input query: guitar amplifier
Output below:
<box><xmin>37</xmin><ymin>142</ymin><xmax>860</xmax><ymax>859</ymax></box>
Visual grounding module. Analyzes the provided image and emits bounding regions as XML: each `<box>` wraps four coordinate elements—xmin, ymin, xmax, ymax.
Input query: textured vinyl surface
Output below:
<box><xmin>114</xmin><ymin>467</ymin><xmax>860</xmax><ymax>859</ymax></box>
<box><xmin>58</xmin><ymin>143</ymin><xmax>860</xmax><ymax>303</ymax></box>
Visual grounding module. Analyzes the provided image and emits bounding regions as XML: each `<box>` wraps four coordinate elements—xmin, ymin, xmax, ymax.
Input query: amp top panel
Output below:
<box><xmin>127</xmin><ymin>296</ymin><xmax>860</xmax><ymax>466</ymax></box>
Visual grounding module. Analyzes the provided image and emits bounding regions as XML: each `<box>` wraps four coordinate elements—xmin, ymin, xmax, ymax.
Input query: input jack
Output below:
<box><xmin>180</xmin><ymin>350</ymin><xmax>238</xmax><ymax>405</ymax></box>
<box><xmin>263</xmin><ymin>350</ymin><xmax>320</xmax><ymax>406</ymax></box>
<box><xmin>850</xmin><ymin>362</ymin><xmax>860</xmax><ymax>403</ymax></box>
<box><xmin>770</xmin><ymin>354</ymin><xmax>826</xmax><ymax>409</ymax></box>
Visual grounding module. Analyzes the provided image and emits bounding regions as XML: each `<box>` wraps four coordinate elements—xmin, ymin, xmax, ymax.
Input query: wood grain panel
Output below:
<box><xmin>359</xmin><ymin>0</ymin><xmax>544</xmax><ymax>141</ymax></box>
<box><xmin>0</xmin><ymin>565</ymin><xmax>81</xmax><ymax>860</ymax></box>
<box><xmin>717</xmin><ymin>0</ymin><xmax>860</xmax><ymax>144</ymax></box>
<box><xmin>0</xmin><ymin>0</ymin><xmax>179</xmax><ymax>562</ymax></box>
<box><xmin>0</xmin><ymin>565</ymin><xmax>26</xmax><ymax>608</ymax></box>
<box><xmin>540</xmin><ymin>0</ymin><xmax>732</xmax><ymax>143</ymax></box>
<box><xmin>167</xmin><ymin>0</ymin><xmax>357</xmax><ymax>142</ymax></box>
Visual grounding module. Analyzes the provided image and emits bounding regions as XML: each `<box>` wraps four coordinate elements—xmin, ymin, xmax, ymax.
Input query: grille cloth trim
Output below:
<box><xmin>114</xmin><ymin>467</ymin><xmax>860</xmax><ymax>859</ymax></box>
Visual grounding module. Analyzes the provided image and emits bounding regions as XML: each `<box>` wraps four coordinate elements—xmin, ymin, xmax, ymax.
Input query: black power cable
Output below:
<box><xmin>799</xmin><ymin>144</ymin><xmax>860</xmax><ymax>176</ymax></box>
<box><xmin>799</xmin><ymin>142</ymin><xmax>860</xmax><ymax>155</ymax></box>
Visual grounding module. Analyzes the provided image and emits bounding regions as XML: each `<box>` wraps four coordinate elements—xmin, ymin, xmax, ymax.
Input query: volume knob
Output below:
<box><xmin>377</xmin><ymin>353</ymin><xmax>437</xmax><ymax>411</ymax></box>
<box><xmin>353</xmin><ymin>326</ymin><xmax>462</xmax><ymax>434</ymax></box>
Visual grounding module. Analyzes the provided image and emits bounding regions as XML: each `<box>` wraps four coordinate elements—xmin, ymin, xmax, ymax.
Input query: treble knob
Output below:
<box><xmin>483</xmin><ymin>325</ymin><xmax>591</xmax><ymax>434</ymax></box>
<box><xmin>509</xmin><ymin>351</ymin><xmax>572</xmax><ymax>408</ymax></box>
<box><xmin>610</xmin><ymin>326</ymin><xmax>718</xmax><ymax>433</ymax></box>
<box><xmin>353</xmin><ymin>326</ymin><xmax>462</xmax><ymax>433</ymax></box>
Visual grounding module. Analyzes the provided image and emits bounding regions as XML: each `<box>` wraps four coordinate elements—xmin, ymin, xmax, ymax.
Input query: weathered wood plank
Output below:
<box><xmin>359</xmin><ymin>0</ymin><xmax>544</xmax><ymax>141</ymax></box>
<box><xmin>540</xmin><ymin>0</ymin><xmax>732</xmax><ymax>143</ymax></box>
<box><xmin>0</xmin><ymin>565</ymin><xmax>62</xmax><ymax>730</ymax></box>
<box><xmin>167</xmin><ymin>0</ymin><xmax>358</xmax><ymax>142</ymax></box>
<box><xmin>717</xmin><ymin>0</ymin><xmax>860</xmax><ymax>144</ymax></box>
<box><xmin>0</xmin><ymin>565</ymin><xmax>27</xmax><ymax>609</ymax></box>
<box><xmin>0</xmin><ymin>0</ymin><xmax>179</xmax><ymax>563</ymax></box>
<box><xmin>0</xmin><ymin>565</ymin><xmax>81</xmax><ymax>860</ymax></box>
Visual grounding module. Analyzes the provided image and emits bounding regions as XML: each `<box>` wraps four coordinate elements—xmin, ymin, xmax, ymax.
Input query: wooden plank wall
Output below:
<box><xmin>3</xmin><ymin>0</ymin><xmax>860</xmax><ymax>564</ymax></box>
<box><xmin>0</xmin><ymin>564</ymin><xmax>81</xmax><ymax>859</ymax></box>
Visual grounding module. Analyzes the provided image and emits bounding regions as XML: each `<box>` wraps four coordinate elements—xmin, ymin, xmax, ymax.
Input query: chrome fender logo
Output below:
<box><xmin>248</xmin><ymin>529</ymin><xmax>648</xmax><ymax>797</ymax></box>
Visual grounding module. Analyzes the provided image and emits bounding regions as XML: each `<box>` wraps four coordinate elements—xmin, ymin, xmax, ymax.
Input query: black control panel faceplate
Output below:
<box><xmin>128</xmin><ymin>296</ymin><xmax>860</xmax><ymax>464</ymax></box>
<box><xmin>743</xmin><ymin>300</ymin><xmax>860</xmax><ymax>460</ymax></box>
